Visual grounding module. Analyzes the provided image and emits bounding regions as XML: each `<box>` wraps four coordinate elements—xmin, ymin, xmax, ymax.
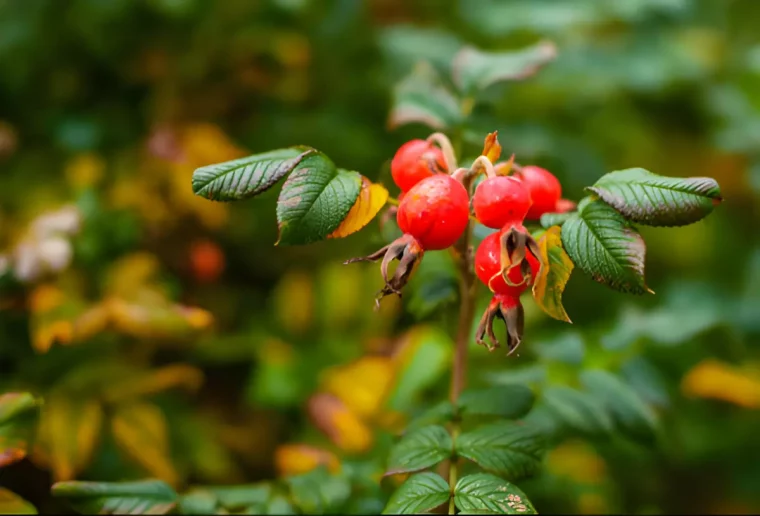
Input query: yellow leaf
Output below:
<box><xmin>104</xmin><ymin>253</ymin><xmax>161</xmax><ymax>300</ymax></box>
<box><xmin>39</xmin><ymin>396</ymin><xmax>103</xmax><ymax>482</ymax></box>
<box><xmin>577</xmin><ymin>493</ymin><xmax>610</xmax><ymax>515</ymax></box>
<box><xmin>28</xmin><ymin>285</ymin><xmax>64</xmax><ymax>314</ymax></box>
<box><xmin>274</xmin><ymin>444</ymin><xmax>340</xmax><ymax>477</ymax></box>
<box><xmin>328</xmin><ymin>177</ymin><xmax>388</xmax><ymax>239</ymax></box>
<box><xmin>481</xmin><ymin>131</ymin><xmax>502</xmax><ymax>164</ymax></box>
<box><xmin>103</xmin><ymin>364</ymin><xmax>204</xmax><ymax>403</ymax></box>
<box><xmin>321</xmin><ymin>356</ymin><xmax>395</xmax><ymax>419</ymax></box>
<box><xmin>307</xmin><ymin>394</ymin><xmax>373</xmax><ymax>454</ymax></box>
<box><xmin>111</xmin><ymin>402</ymin><xmax>179</xmax><ymax>486</ymax></box>
<box><xmin>175</xmin><ymin>305</ymin><xmax>214</xmax><ymax>330</ymax></box>
<box><xmin>0</xmin><ymin>488</ymin><xmax>37</xmax><ymax>514</ymax></box>
<box><xmin>64</xmin><ymin>153</ymin><xmax>105</xmax><ymax>189</ymax></box>
<box><xmin>681</xmin><ymin>359</ymin><xmax>760</xmax><ymax>409</ymax></box>
<box><xmin>532</xmin><ymin>225</ymin><xmax>574</xmax><ymax>323</ymax></box>
<box><xmin>71</xmin><ymin>302</ymin><xmax>112</xmax><ymax>342</ymax></box>
<box><xmin>273</xmin><ymin>271</ymin><xmax>313</xmax><ymax>334</ymax></box>
<box><xmin>547</xmin><ymin>440</ymin><xmax>606</xmax><ymax>485</ymax></box>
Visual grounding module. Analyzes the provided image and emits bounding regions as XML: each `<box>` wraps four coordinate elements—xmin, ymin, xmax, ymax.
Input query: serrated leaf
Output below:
<box><xmin>455</xmin><ymin>423</ymin><xmax>545</xmax><ymax>481</ymax></box>
<box><xmin>386</xmin><ymin>425</ymin><xmax>453</xmax><ymax>475</ymax></box>
<box><xmin>111</xmin><ymin>402</ymin><xmax>178</xmax><ymax>485</ymax></box>
<box><xmin>580</xmin><ymin>369</ymin><xmax>658</xmax><ymax>443</ymax></box>
<box><xmin>458</xmin><ymin>385</ymin><xmax>535</xmax><ymax>420</ymax></box>
<box><xmin>52</xmin><ymin>480</ymin><xmax>177</xmax><ymax>515</ymax></box>
<box><xmin>0</xmin><ymin>488</ymin><xmax>37</xmax><ymax>514</ymax></box>
<box><xmin>588</xmin><ymin>168</ymin><xmax>722</xmax><ymax>227</ymax></box>
<box><xmin>541</xmin><ymin>386</ymin><xmax>613</xmax><ymax>437</ymax></box>
<box><xmin>39</xmin><ymin>396</ymin><xmax>102</xmax><ymax>481</ymax></box>
<box><xmin>452</xmin><ymin>41</ymin><xmax>557</xmax><ymax>93</ymax></box>
<box><xmin>382</xmin><ymin>472</ymin><xmax>450</xmax><ymax>514</ymax></box>
<box><xmin>454</xmin><ymin>473</ymin><xmax>537</xmax><ymax>515</ymax></box>
<box><xmin>192</xmin><ymin>147</ymin><xmax>313</xmax><ymax>202</ymax></box>
<box><xmin>276</xmin><ymin>153</ymin><xmax>362</xmax><ymax>245</ymax></box>
<box><xmin>0</xmin><ymin>392</ymin><xmax>41</xmax><ymax>468</ymax></box>
<box><xmin>561</xmin><ymin>198</ymin><xmax>651</xmax><ymax>294</ymax></box>
<box><xmin>539</xmin><ymin>211</ymin><xmax>574</xmax><ymax>229</ymax></box>
<box><xmin>286</xmin><ymin>467</ymin><xmax>351</xmax><ymax>514</ymax></box>
<box><xmin>389</xmin><ymin>61</ymin><xmax>463</xmax><ymax>130</ymax></box>
<box><xmin>327</xmin><ymin>176</ymin><xmax>388</xmax><ymax>239</ymax></box>
<box><xmin>532</xmin><ymin>226</ymin><xmax>574</xmax><ymax>322</ymax></box>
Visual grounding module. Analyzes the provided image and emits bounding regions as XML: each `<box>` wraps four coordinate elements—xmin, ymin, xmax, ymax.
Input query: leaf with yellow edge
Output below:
<box><xmin>481</xmin><ymin>131</ymin><xmax>502</xmax><ymax>164</ymax></box>
<box><xmin>38</xmin><ymin>395</ymin><xmax>103</xmax><ymax>481</ymax></box>
<box><xmin>328</xmin><ymin>177</ymin><xmax>389</xmax><ymax>239</ymax></box>
<box><xmin>274</xmin><ymin>443</ymin><xmax>340</xmax><ymax>477</ymax></box>
<box><xmin>102</xmin><ymin>364</ymin><xmax>204</xmax><ymax>404</ymax></box>
<box><xmin>111</xmin><ymin>402</ymin><xmax>179</xmax><ymax>486</ymax></box>
<box><xmin>681</xmin><ymin>359</ymin><xmax>760</xmax><ymax>409</ymax></box>
<box><xmin>532</xmin><ymin>226</ymin><xmax>574</xmax><ymax>323</ymax></box>
<box><xmin>321</xmin><ymin>356</ymin><xmax>395</xmax><ymax>419</ymax></box>
<box><xmin>0</xmin><ymin>488</ymin><xmax>37</xmax><ymax>514</ymax></box>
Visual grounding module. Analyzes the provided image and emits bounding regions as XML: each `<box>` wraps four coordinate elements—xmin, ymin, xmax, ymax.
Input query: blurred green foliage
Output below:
<box><xmin>1</xmin><ymin>0</ymin><xmax>759</xmax><ymax>514</ymax></box>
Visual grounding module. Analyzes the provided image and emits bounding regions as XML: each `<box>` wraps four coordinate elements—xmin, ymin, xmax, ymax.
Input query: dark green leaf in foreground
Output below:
<box><xmin>192</xmin><ymin>147</ymin><xmax>313</xmax><ymax>202</ymax></box>
<box><xmin>388</xmin><ymin>61</ymin><xmax>463</xmax><ymax>130</ymax></box>
<box><xmin>561</xmin><ymin>198</ymin><xmax>651</xmax><ymax>294</ymax></box>
<box><xmin>386</xmin><ymin>425</ymin><xmax>453</xmax><ymax>475</ymax></box>
<box><xmin>51</xmin><ymin>480</ymin><xmax>177</xmax><ymax>515</ymax></box>
<box><xmin>454</xmin><ymin>473</ymin><xmax>537</xmax><ymax>515</ymax></box>
<box><xmin>588</xmin><ymin>168</ymin><xmax>722</xmax><ymax>227</ymax></box>
<box><xmin>382</xmin><ymin>472</ymin><xmax>450</xmax><ymax>514</ymax></box>
<box><xmin>452</xmin><ymin>41</ymin><xmax>557</xmax><ymax>93</ymax></box>
<box><xmin>276</xmin><ymin>152</ymin><xmax>362</xmax><ymax>245</ymax></box>
<box><xmin>580</xmin><ymin>369</ymin><xmax>658</xmax><ymax>443</ymax></box>
<box><xmin>458</xmin><ymin>385</ymin><xmax>535</xmax><ymax>420</ymax></box>
<box><xmin>455</xmin><ymin>423</ymin><xmax>545</xmax><ymax>481</ymax></box>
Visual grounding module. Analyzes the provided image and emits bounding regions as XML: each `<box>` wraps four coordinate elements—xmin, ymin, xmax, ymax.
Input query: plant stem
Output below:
<box><xmin>448</xmin><ymin>451</ymin><xmax>458</xmax><ymax>515</ymax></box>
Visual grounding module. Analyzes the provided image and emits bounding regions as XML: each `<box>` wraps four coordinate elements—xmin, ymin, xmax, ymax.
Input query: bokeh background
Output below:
<box><xmin>1</xmin><ymin>0</ymin><xmax>759</xmax><ymax>514</ymax></box>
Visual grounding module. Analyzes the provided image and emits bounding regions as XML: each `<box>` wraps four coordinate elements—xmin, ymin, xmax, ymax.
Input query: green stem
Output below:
<box><xmin>448</xmin><ymin>449</ymin><xmax>458</xmax><ymax>515</ymax></box>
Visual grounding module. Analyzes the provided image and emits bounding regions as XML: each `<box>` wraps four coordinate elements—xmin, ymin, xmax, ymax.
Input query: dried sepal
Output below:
<box><xmin>499</xmin><ymin>224</ymin><xmax>543</xmax><ymax>287</ymax></box>
<box><xmin>475</xmin><ymin>294</ymin><xmax>525</xmax><ymax>355</ymax></box>
<box><xmin>344</xmin><ymin>233</ymin><xmax>424</xmax><ymax>309</ymax></box>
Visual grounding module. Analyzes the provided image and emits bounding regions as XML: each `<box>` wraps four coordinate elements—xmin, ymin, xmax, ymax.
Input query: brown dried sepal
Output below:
<box><xmin>475</xmin><ymin>295</ymin><xmax>525</xmax><ymax>355</ymax></box>
<box><xmin>344</xmin><ymin>233</ymin><xmax>424</xmax><ymax>309</ymax></box>
<box><xmin>499</xmin><ymin>224</ymin><xmax>543</xmax><ymax>288</ymax></box>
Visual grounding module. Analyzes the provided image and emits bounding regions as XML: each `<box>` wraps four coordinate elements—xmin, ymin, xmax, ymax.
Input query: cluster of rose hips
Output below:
<box><xmin>346</xmin><ymin>134</ymin><xmax>571</xmax><ymax>355</ymax></box>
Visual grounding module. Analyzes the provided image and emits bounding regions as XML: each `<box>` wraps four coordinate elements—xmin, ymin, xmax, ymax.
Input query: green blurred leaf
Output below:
<box><xmin>382</xmin><ymin>472</ymin><xmax>450</xmax><ymax>515</ymax></box>
<box><xmin>192</xmin><ymin>148</ymin><xmax>313</xmax><ymax>202</ymax></box>
<box><xmin>405</xmin><ymin>251</ymin><xmax>458</xmax><ymax>320</ymax></box>
<box><xmin>588</xmin><ymin>168</ymin><xmax>722</xmax><ymax>227</ymax></box>
<box><xmin>0</xmin><ymin>392</ymin><xmax>41</xmax><ymax>467</ymax></box>
<box><xmin>205</xmin><ymin>484</ymin><xmax>271</xmax><ymax>510</ymax></box>
<box><xmin>539</xmin><ymin>212</ymin><xmax>574</xmax><ymax>229</ymax></box>
<box><xmin>286</xmin><ymin>467</ymin><xmax>351</xmax><ymax>515</ymax></box>
<box><xmin>454</xmin><ymin>473</ymin><xmax>537</xmax><ymax>515</ymax></box>
<box><xmin>458</xmin><ymin>385</ymin><xmax>535</xmax><ymax>420</ymax></box>
<box><xmin>455</xmin><ymin>423</ymin><xmax>545</xmax><ymax>481</ymax></box>
<box><xmin>406</xmin><ymin>401</ymin><xmax>456</xmax><ymax>432</ymax></box>
<box><xmin>533</xmin><ymin>332</ymin><xmax>585</xmax><ymax>365</ymax></box>
<box><xmin>276</xmin><ymin>153</ymin><xmax>362</xmax><ymax>245</ymax></box>
<box><xmin>386</xmin><ymin>425</ymin><xmax>453</xmax><ymax>476</ymax></box>
<box><xmin>541</xmin><ymin>385</ymin><xmax>613</xmax><ymax>437</ymax></box>
<box><xmin>580</xmin><ymin>369</ymin><xmax>658</xmax><ymax>443</ymax></box>
<box><xmin>453</xmin><ymin>42</ymin><xmax>557</xmax><ymax>94</ymax></box>
<box><xmin>388</xmin><ymin>61</ymin><xmax>462</xmax><ymax>130</ymax></box>
<box><xmin>561</xmin><ymin>198</ymin><xmax>651</xmax><ymax>294</ymax></box>
<box><xmin>52</xmin><ymin>480</ymin><xmax>177</xmax><ymax>515</ymax></box>
<box><xmin>0</xmin><ymin>488</ymin><xmax>37</xmax><ymax>514</ymax></box>
<box><xmin>178</xmin><ymin>489</ymin><xmax>218</xmax><ymax>514</ymax></box>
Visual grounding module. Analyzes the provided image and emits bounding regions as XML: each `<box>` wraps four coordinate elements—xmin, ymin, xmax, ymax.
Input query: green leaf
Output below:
<box><xmin>386</xmin><ymin>425</ymin><xmax>453</xmax><ymax>475</ymax></box>
<box><xmin>286</xmin><ymin>467</ymin><xmax>351</xmax><ymax>515</ymax></box>
<box><xmin>192</xmin><ymin>147</ymin><xmax>313</xmax><ymax>202</ymax></box>
<box><xmin>588</xmin><ymin>168</ymin><xmax>722</xmax><ymax>227</ymax></box>
<box><xmin>388</xmin><ymin>61</ymin><xmax>463</xmax><ymax>130</ymax></box>
<box><xmin>51</xmin><ymin>480</ymin><xmax>177</xmax><ymax>515</ymax></box>
<box><xmin>407</xmin><ymin>401</ymin><xmax>456</xmax><ymax>432</ymax></box>
<box><xmin>454</xmin><ymin>473</ymin><xmax>537</xmax><ymax>515</ymax></box>
<box><xmin>452</xmin><ymin>41</ymin><xmax>557</xmax><ymax>94</ymax></box>
<box><xmin>561</xmin><ymin>198</ymin><xmax>651</xmax><ymax>294</ymax></box>
<box><xmin>541</xmin><ymin>385</ymin><xmax>613</xmax><ymax>437</ymax></box>
<box><xmin>580</xmin><ymin>369</ymin><xmax>658</xmax><ymax>443</ymax></box>
<box><xmin>0</xmin><ymin>488</ymin><xmax>37</xmax><ymax>514</ymax></box>
<box><xmin>382</xmin><ymin>472</ymin><xmax>450</xmax><ymax>514</ymax></box>
<box><xmin>406</xmin><ymin>251</ymin><xmax>458</xmax><ymax>320</ymax></box>
<box><xmin>539</xmin><ymin>211</ymin><xmax>574</xmax><ymax>229</ymax></box>
<box><xmin>458</xmin><ymin>385</ymin><xmax>535</xmax><ymax>420</ymax></box>
<box><xmin>0</xmin><ymin>392</ymin><xmax>42</xmax><ymax>468</ymax></box>
<box><xmin>276</xmin><ymin>152</ymin><xmax>362</xmax><ymax>245</ymax></box>
<box><xmin>455</xmin><ymin>423</ymin><xmax>545</xmax><ymax>481</ymax></box>
<box><xmin>205</xmin><ymin>484</ymin><xmax>271</xmax><ymax>510</ymax></box>
<box><xmin>178</xmin><ymin>489</ymin><xmax>218</xmax><ymax>514</ymax></box>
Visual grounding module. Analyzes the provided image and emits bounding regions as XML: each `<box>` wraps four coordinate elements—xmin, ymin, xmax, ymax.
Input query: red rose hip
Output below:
<box><xmin>473</xmin><ymin>176</ymin><xmax>532</xmax><ymax>229</ymax></box>
<box><xmin>475</xmin><ymin>230</ymin><xmax>540</xmax><ymax>296</ymax></box>
<box><xmin>513</xmin><ymin>165</ymin><xmax>562</xmax><ymax>220</ymax></box>
<box><xmin>397</xmin><ymin>174</ymin><xmax>469</xmax><ymax>250</ymax></box>
<box><xmin>391</xmin><ymin>139</ymin><xmax>446</xmax><ymax>192</ymax></box>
